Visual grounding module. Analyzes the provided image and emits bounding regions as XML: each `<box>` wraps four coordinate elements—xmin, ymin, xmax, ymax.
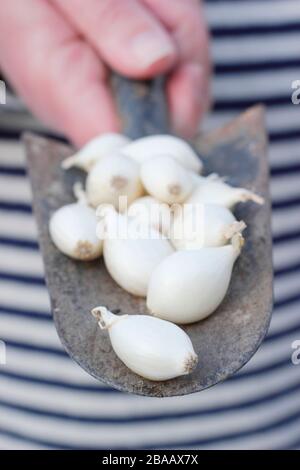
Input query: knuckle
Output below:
<box><xmin>97</xmin><ymin>0</ymin><xmax>135</xmax><ymax>28</ymax></box>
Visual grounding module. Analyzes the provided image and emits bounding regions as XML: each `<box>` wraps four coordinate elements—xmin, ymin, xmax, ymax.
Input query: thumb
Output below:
<box><xmin>53</xmin><ymin>0</ymin><xmax>177</xmax><ymax>78</ymax></box>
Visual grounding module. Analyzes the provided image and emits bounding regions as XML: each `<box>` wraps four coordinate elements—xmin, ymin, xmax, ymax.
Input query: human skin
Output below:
<box><xmin>0</xmin><ymin>0</ymin><xmax>211</xmax><ymax>146</ymax></box>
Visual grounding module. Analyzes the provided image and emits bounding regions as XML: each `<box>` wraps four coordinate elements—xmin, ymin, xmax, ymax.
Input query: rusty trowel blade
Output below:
<box><xmin>23</xmin><ymin>105</ymin><xmax>273</xmax><ymax>397</ymax></box>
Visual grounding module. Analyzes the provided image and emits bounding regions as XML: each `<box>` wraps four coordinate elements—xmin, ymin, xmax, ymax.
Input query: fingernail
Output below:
<box><xmin>130</xmin><ymin>31</ymin><xmax>175</xmax><ymax>69</ymax></box>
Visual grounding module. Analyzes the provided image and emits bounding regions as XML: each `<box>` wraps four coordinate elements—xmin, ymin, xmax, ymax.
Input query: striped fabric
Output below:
<box><xmin>0</xmin><ymin>0</ymin><xmax>300</xmax><ymax>450</ymax></box>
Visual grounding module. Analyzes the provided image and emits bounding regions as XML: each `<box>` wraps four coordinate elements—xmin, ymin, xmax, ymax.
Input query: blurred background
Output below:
<box><xmin>0</xmin><ymin>0</ymin><xmax>300</xmax><ymax>450</ymax></box>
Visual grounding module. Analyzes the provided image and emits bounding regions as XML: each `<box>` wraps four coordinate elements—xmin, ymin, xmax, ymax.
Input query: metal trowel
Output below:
<box><xmin>23</xmin><ymin>76</ymin><xmax>273</xmax><ymax>397</ymax></box>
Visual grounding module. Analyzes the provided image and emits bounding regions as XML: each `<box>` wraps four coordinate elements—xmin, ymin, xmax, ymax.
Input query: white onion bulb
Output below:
<box><xmin>61</xmin><ymin>133</ymin><xmax>131</xmax><ymax>171</ymax></box>
<box><xmin>92</xmin><ymin>307</ymin><xmax>198</xmax><ymax>381</ymax></box>
<box><xmin>100</xmin><ymin>208</ymin><xmax>174</xmax><ymax>297</ymax></box>
<box><xmin>128</xmin><ymin>196</ymin><xmax>172</xmax><ymax>236</ymax></box>
<box><xmin>49</xmin><ymin>183</ymin><xmax>102</xmax><ymax>260</ymax></box>
<box><xmin>86</xmin><ymin>153</ymin><xmax>143</xmax><ymax>210</ymax></box>
<box><xmin>140</xmin><ymin>155</ymin><xmax>195</xmax><ymax>204</ymax></box>
<box><xmin>188</xmin><ymin>174</ymin><xmax>264</xmax><ymax>210</ymax></box>
<box><xmin>171</xmin><ymin>203</ymin><xmax>246</xmax><ymax>250</ymax></box>
<box><xmin>122</xmin><ymin>134</ymin><xmax>203</xmax><ymax>173</ymax></box>
<box><xmin>147</xmin><ymin>234</ymin><xmax>244</xmax><ymax>324</ymax></box>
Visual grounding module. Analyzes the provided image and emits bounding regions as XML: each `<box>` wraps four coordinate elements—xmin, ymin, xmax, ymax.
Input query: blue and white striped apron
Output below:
<box><xmin>0</xmin><ymin>0</ymin><xmax>300</xmax><ymax>450</ymax></box>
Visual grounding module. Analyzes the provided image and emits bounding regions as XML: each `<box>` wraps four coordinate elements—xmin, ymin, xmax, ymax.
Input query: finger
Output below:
<box><xmin>0</xmin><ymin>0</ymin><xmax>120</xmax><ymax>146</ymax></box>
<box><xmin>167</xmin><ymin>63</ymin><xmax>210</xmax><ymax>139</ymax></box>
<box><xmin>141</xmin><ymin>0</ymin><xmax>210</xmax><ymax>66</ymax></box>
<box><xmin>52</xmin><ymin>0</ymin><xmax>177</xmax><ymax>79</ymax></box>
<box><xmin>142</xmin><ymin>0</ymin><xmax>211</xmax><ymax>135</ymax></box>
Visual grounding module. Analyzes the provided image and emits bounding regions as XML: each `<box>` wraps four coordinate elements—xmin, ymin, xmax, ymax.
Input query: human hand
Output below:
<box><xmin>0</xmin><ymin>0</ymin><xmax>210</xmax><ymax>146</ymax></box>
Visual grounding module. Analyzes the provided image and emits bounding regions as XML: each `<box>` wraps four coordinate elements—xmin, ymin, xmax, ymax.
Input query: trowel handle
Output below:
<box><xmin>112</xmin><ymin>74</ymin><xmax>169</xmax><ymax>139</ymax></box>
